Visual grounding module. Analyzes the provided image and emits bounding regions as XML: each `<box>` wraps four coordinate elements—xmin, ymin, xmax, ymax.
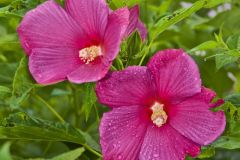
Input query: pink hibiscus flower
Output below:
<box><xmin>96</xmin><ymin>49</ymin><xmax>226</xmax><ymax>160</ymax></box>
<box><xmin>17</xmin><ymin>0</ymin><xmax>146</xmax><ymax>84</ymax></box>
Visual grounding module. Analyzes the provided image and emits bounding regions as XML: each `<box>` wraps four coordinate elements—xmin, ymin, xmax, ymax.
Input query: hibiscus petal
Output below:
<box><xmin>65</xmin><ymin>0</ymin><xmax>109</xmax><ymax>42</ymax></box>
<box><xmin>137</xmin><ymin>20</ymin><xmax>148</xmax><ymax>41</ymax></box>
<box><xmin>198</xmin><ymin>87</ymin><xmax>224</xmax><ymax>108</ymax></box>
<box><xmin>147</xmin><ymin>49</ymin><xmax>201</xmax><ymax>103</ymax></box>
<box><xmin>124</xmin><ymin>5</ymin><xmax>147</xmax><ymax>41</ymax></box>
<box><xmin>168</xmin><ymin>94</ymin><xmax>226</xmax><ymax>145</ymax></box>
<box><xmin>139</xmin><ymin>124</ymin><xmax>200</xmax><ymax>160</ymax></box>
<box><xmin>17</xmin><ymin>0</ymin><xmax>87</xmax><ymax>55</ymax></box>
<box><xmin>100</xmin><ymin>105</ymin><xmax>148</xmax><ymax>160</ymax></box>
<box><xmin>67</xmin><ymin>58</ymin><xmax>111</xmax><ymax>84</ymax></box>
<box><xmin>29</xmin><ymin>48</ymin><xmax>80</xmax><ymax>85</ymax></box>
<box><xmin>124</xmin><ymin>6</ymin><xmax>139</xmax><ymax>38</ymax></box>
<box><xmin>103</xmin><ymin>7</ymin><xmax>129</xmax><ymax>61</ymax></box>
<box><xmin>96</xmin><ymin>66</ymin><xmax>157</xmax><ymax>107</ymax></box>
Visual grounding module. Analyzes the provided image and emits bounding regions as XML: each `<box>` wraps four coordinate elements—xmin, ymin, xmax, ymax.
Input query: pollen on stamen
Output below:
<box><xmin>79</xmin><ymin>46</ymin><xmax>102</xmax><ymax>64</ymax></box>
<box><xmin>150</xmin><ymin>102</ymin><xmax>168</xmax><ymax>127</ymax></box>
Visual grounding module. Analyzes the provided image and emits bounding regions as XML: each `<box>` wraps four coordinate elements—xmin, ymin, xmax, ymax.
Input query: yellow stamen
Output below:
<box><xmin>151</xmin><ymin>102</ymin><xmax>168</xmax><ymax>127</ymax></box>
<box><xmin>79</xmin><ymin>46</ymin><xmax>101</xmax><ymax>64</ymax></box>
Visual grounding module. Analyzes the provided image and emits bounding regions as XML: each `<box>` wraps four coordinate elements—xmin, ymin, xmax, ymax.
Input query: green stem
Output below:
<box><xmin>83</xmin><ymin>144</ymin><xmax>102</xmax><ymax>158</ymax></box>
<box><xmin>94</xmin><ymin>104</ymin><xmax>100</xmax><ymax>123</ymax></box>
<box><xmin>34</xmin><ymin>95</ymin><xmax>65</xmax><ymax>123</ymax></box>
<box><xmin>111</xmin><ymin>65</ymin><xmax>118</xmax><ymax>71</ymax></box>
<box><xmin>116</xmin><ymin>57</ymin><xmax>124</xmax><ymax>70</ymax></box>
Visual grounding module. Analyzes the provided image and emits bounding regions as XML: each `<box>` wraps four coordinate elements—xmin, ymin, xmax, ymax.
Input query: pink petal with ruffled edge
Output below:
<box><xmin>65</xmin><ymin>0</ymin><xmax>109</xmax><ymax>42</ymax></box>
<box><xmin>168</xmin><ymin>92</ymin><xmax>226</xmax><ymax>145</ymax></box>
<box><xmin>17</xmin><ymin>0</ymin><xmax>88</xmax><ymax>55</ymax></box>
<box><xmin>100</xmin><ymin>105</ymin><xmax>148</xmax><ymax>160</ymax></box>
<box><xmin>96</xmin><ymin>66</ymin><xmax>157</xmax><ymax>107</ymax></box>
<box><xmin>29</xmin><ymin>48</ymin><xmax>81</xmax><ymax>84</ymax></box>
<box><xmin>103</xmin><ymin>7</ymin><xmax>130</xmax><ymax>61</ymax></box>
<box><xmin>197</xmin><ymin>87</ymin><xmax>225</xmax><ymax>108</ymax></box>
<box><xmin>147</xmin><ymin>49</ymin><xmax>201</xmax><ymax>103</ymax></box>
<box><xmin>124</xmin><ymin>5</ymin><xmax>147</xmax><ymax>41</ymax></box>
<box><xmin>139</xmin><ymin>124</ymin><xmax>200</xmax><ymax>160</ymax></box>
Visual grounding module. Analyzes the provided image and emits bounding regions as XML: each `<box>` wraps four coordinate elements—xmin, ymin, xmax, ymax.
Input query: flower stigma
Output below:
<box><xmin>79</xmin><ymin>46</ymin><xmax>102</xmax><ymax>64</ymax></box>
<box><xmin>151</xmin><ymin>102</ymin><xmax>168</xmax><ymax>127</ymax></box>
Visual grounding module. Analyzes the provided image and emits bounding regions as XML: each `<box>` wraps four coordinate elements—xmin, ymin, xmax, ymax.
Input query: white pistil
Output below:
<box><xmin>79</xmin><ymin>46</ymin><xmax>102</xmax><ymax>64</ymax></box>
<box><xmin>151</xmin><ymin>102</ymin><xmax>168</xmax><ymax>127</ymax></box>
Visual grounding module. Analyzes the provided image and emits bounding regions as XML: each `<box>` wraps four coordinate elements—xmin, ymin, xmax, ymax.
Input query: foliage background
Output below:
<box><xmin>0</xmin><ymin>0</ymin><xmax>240</xmax><ymax>159</ymax></box>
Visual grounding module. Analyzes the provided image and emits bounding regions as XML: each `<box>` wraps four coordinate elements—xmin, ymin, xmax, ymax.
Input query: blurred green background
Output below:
<box><xmin>1</xmin><ymin>0</ymin><xmax>240</xmax><ymax>159</ymax></box>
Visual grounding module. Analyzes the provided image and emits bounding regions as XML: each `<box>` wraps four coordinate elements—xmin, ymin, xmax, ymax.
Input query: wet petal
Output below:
<box><xmin>124</xmin><ymin>5</ymin><xmax>147</xmax><ymax>41</ymax></box>
<box><xmin>168</xmin><ymin>94</ymin><xmax>226</xmax><ymax>145</ymax></box>
<box><xmin>96</xmin><ymin>66</ymin><xmax>157</xmax><ymax>108</ymax></box>
<box><xmin>197</xmin><ymin>87</ymin><xmax>224</xmax><ymax>108</ymax></box>
<box><xmin>29</xmin><ymin>48</ymin><xmax>80</xmax><ymax>85</ymax></box>
<box><xmin>147</xmin><ymin>49</ymin><xmax>201</xmax><ymax>103</ymax></box>
<box><xmin>17</xmin><ymin>0</ymin><xmax>87</xmax><ymax>55</ymax></box>
<box><xmin>100</xmin><ymin>105</ymin><xmax>148</xmax><ymax>160</ymax></box>
<box><xmin>139</xmin><ymin>124</ymin><xmax>200</xmax><ymax>160</ymax></box>
<box><xmin>65</xmin><ymin>0</ymin><xmax>109</xmax><ymax>42</ymax></box>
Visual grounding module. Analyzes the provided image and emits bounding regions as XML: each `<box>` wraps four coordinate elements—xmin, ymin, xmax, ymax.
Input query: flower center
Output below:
<box><xmin>150</xmin><ymin>102</ymin><xmax>168</xmax><ymax>127</ymax></box>
<box><xmin>79</xmin><ymin>46</ymin><xmax>102</xmax><ymax>64</ymax></box>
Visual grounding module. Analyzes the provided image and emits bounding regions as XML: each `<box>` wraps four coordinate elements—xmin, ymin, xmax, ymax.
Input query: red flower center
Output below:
<box><xmin>79</xmin><ymin>46</ymin><xmax>102</xmax><ymax>64</ymax></box>
<box><xmin>150</xmin><ymin>102</ymin><xmax>168</xmax><ymax>127</ymax></box>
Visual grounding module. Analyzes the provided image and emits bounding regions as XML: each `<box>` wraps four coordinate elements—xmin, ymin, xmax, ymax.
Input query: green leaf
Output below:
<box><xmin>226</xmin><ymin>33</ymin><xmax>240</xmax><ymax>50</ymax></box>
<box><xmin>213</xmin><ymin>102</ymin><xmax>240</xmax><ymax>149</ymax></box>
<box><xmin>9</xmin><ymin>56</ymin><xmax>35</xmax><ymax>108</ymax></box>
<box><xmin>81</xmin><ymin>84</ymin><xmax>97</xmax><ymax>121</ymax></box>
<box><xmin>197</xmin><ymin>146</ymin><xmax>215</xmax><ymax>159</ymax></box>
<box><xmin>120</xmin><ymin>32</ymin><xmax>142</xmax><ymax>64</ymax></box>
<box><xmin>215</xmin><ymin>49</ymin><xmax>240</xmax><ymax>70</ymax></box>
<box><xmin>189</xmin><ymin>40</ymin><xmax>219</xmax><ymax>53</ymax></box>
<box><xmin>0</xmin><ymin>0</ymin><xmax>45</xmax><ymax>18</ymax></box>
<box><xmin>225</xmin><ymin>93</ymin><xmax>240</xmax><ymax>107</ymax></box>
<box><xmin>50</xmin><ymin>147</ymin><xmax>85</xmax><ymax>160</ymax></box>
<box><xmin>150</xmin><ymin>0</ymin><xmax>227</xmax><ymax>41</ymax></box>
<box><xmin>108</xmin><ymin>0</ymin><xmax>140</xmax><ymax>9</ymax></box>
<box><xmin>0</xmin><ymin>142</ymin><xmax>12</xmax><ymax>160</ymax></box>
<box><xmin>204</xmin><ymin>0</ymin><xmax>231</xmax><ymax>8</ymax></box>
<box><xmin>0</xmin><ymin>86</ymin><xmax>11</xmax><ymax>99</ymax></box>
<box><xmin>0</xmin><ymin>112</ymin><xmax>101</xmax><ymax>153</ymax></box>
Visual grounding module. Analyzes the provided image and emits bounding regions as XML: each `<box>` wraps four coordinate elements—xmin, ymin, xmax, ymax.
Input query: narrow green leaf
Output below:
<box><xmin>204</xmin><ymin>0</ymin><xmax>231</xmax><ymax>8</ymax></box>
<box><xmin>108</xmin><ymin>0</ymin><xmax>141</xmax><ymax>9</ymax></box>
<box><xmin>9</xmin><ymin>56</ymin><xmax>35</xmax><ymax>108</ymax></box>
<box><xmin>0</xmin><ymin>86</ymin><xmax>11</xmax><ymax>93</ymax></box>
<box><xmin>81</xmin><ymin>84</ymin><xmax>97</xmax><ymax>121</ymax></box>
<box><xmin>0</xmin><ymin>86</ymin><xmax>11</xmax><ymax>99</ymax></box>
<box><xmin>50</xmin><ymin>147</ymin><xmax>85</xmax><ymax>160</ymax></box>
<box><xmin>0</xmin><ymin>112</ymin><xmax>101</xmax><ymax>153</ymax></box>
<box><xmin>189</xmin><ymin>40</ymin><xmax>218</xmax><ymax>53</ymax></box>
<box><xmin>0</xmin><ymin>142</ymin><xmax>12</xmax><ymax>160</ymax></box>
<box><xmin>150</xmin><ymin>0</ymin><xmax>227</xmax><ymax>41</ymax></box>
